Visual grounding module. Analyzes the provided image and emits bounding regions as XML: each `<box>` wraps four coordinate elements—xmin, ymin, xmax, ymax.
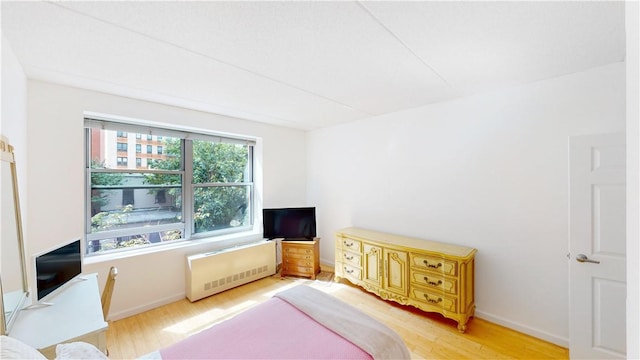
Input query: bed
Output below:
<box><xmin>142</xmin><ymin>285</ymin><xmax>411</xmax><ymax>359</ymax></box>
<box><xmin>0</xmin><ymin>285</ymin><xmax>410</xmax><ymax>360</ymax></box>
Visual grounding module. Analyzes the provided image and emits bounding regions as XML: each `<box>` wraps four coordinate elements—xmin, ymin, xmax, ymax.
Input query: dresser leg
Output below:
<box><xmin>457</xmin><ymin>322</ymin><xmax>467</xmax><ymax>333</ymax></box>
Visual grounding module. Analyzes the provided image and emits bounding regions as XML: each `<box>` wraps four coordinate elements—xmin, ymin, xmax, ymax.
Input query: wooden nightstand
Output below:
<box><xmin>281</xmin><ymin>238</ymin><xmax>320</xmax><ymax>279</ymax></box>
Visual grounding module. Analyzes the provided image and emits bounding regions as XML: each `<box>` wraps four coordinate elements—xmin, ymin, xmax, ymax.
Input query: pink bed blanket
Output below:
<box><xmin>158</xmin><ymin>285</ymin><xmax>409</xmax><ymax>359</ymax></box>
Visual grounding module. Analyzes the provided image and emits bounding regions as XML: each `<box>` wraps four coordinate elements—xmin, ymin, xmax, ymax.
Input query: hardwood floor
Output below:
<box><xmin>106</xmin><ymin>272</ymin><xmax>568</xmax><ymax>359</ymax></box>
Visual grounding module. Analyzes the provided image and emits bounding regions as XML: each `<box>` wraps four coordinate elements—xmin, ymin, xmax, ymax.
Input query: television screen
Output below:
<box><xmin>263</xmin><ymin>207</ymin><xmax>316</xmax><ymax>240</ymax></box>
<box><xmin>35</xmin><ymin>238</ymin><xmax>82</xmax><ymax>301</ymax></box>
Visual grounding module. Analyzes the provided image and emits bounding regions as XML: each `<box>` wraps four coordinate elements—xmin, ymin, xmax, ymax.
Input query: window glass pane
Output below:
<box><xmin>192</xmin><ymin>141</ymin><xmax>249</xmax><ymax>183</ymax></box>
<box><xmin>90</xmin><ymin>172</ymin><xmax>182</xmax><ymax>232</ymax></box>
<box><xmin>87</xmin><ymin>229</ymin><xmax>183</xmax><ymax>254</ymax></box>
<box><xmin>89</xmin><ymin>128</ymin><xmax>181</xmax><ymax>171</ymax></box>
<box><xmin>193</xmin><ymin>186</ymin><xmax>251</xmax><ymax>233</ymax></box>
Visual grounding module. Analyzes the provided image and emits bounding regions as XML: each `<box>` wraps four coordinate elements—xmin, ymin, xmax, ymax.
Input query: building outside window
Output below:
<box><xmin>85</xmin><ymin>118</ymin><xmax>256</xmax><ymax>255</ymax></box>
<box><xmin>147</xmin><ymin>145</ymin><xmax>152</xmax><ymax>154</ymax></box>
<box><xmin>117</xmin><ymin>142</ymin><xmax>127</xmax><ymax>152</ymax></box>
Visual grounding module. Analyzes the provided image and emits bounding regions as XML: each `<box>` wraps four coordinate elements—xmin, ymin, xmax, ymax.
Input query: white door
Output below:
<box><xmin>569</xmin><ymin>133</ymin><xmax>626</xmax><ymax>359</ymax></box>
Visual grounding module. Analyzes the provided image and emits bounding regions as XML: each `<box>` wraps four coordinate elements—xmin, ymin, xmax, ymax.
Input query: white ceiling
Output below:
<box><xmin>1</xmin><ymin>1</ymin><xmax>626</xmax><ymax>131</ymax></box>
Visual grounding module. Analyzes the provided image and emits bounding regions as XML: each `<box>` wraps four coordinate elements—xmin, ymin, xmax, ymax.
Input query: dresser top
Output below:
<box><xmin>336</xmin><ymin>227</ymin><xmax>476</xmax><ymax>259</ymax></box>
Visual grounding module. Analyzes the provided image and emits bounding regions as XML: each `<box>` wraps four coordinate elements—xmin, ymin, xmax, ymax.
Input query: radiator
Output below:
<box><xmin>186</xmin><ymin>240</ymin><xmax>276</xmax><ymax>302</ymax></box>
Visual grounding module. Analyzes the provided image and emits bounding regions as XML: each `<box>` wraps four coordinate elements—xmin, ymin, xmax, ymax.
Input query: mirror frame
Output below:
<box><xmin>0</xmin><ymin>135</ymin><xmax>29</xmax><ymax>335</ymax></box>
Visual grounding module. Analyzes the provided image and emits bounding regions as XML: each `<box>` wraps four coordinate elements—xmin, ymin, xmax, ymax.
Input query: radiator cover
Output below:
<box><xmin>186</xmin><ymin>240</ymin><xmax>276</xmax><ymax>302</ymax></box>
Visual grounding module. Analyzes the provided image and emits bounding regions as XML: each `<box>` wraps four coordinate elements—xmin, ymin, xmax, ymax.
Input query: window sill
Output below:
<box><xmin>84</xmin><ymin>229</ymin><xmax>264</xmax><ymax>265</ymax></box>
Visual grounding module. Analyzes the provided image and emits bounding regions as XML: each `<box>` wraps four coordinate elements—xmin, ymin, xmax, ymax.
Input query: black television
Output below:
<box><xmin>34</xmin><ymin>238</ymin><xmax>82</xmax><ymax>302</ymax></box>
<box><xmin>263</xmin><ymin>207</ymin><xmax>316</xmax><ymax>240</ymax></box>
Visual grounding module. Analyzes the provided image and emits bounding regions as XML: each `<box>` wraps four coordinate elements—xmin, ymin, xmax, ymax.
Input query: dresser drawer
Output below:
<box><xmin>338</xmin><ymin>237</ymin><xmax>362</xmax><ymax>252</ymax></box>
<box><xmin>411</xmin><ymin>254</ymin><xmax>457</xmax><ymax>276</ymax></box>
<box><xmin>411</xmin><ymin>270</ymin><xmax>457</xmax><ymax>295</ymax></box>
<box><xmin>338</xmin><ymin>263</ymin><xmax>362</xmax><ymax>282</ymax></box>
<box><xmin>411</xmin><ymin>287</ymin><xmax>457</xmax><ymax>312</ymax></box>
<box><xmin>338</xmin><ymin>250</ymin><xmax>361</xmax><ymax>267</ymax></box>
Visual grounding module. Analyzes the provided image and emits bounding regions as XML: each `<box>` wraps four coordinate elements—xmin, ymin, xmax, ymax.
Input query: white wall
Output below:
<box><xmin>1</xmin><ymin>34</ymin><xmax>29</xmax><ymax>287</ymax></box>
<box><xmin>25</xmin><ymin>81</ymin><xmax>307</xmax><ymax>319</ymax></box>
<box><xmin>626</xmin><ymin>1</ymin><xmax>640</xmax><ymax>357</ymax></box>
<box><xmin>1</xmin><ymin>33</ymin><xmax>28</xmax><ymax>206</ymax></box>
<box><xmin>307</xmin><ymin>62</ymin><xmax>626</xmax><ymax>346</ymax></box>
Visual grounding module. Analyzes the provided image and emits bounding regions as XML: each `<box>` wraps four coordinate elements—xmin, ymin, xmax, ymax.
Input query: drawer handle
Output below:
<box><xmin>344</xmin><ymin>267</ymin><xmax>354</xmax><ymax>274</ymax></box>
<box><xmin>423</xmin><ymin>277</ymin><xmax>442</xmax><ymax>287</ymax></box>
<box><xmin>344</xmin><ymin>241</ymin><xmax>354</xmax><ymax>247</ymax></box>
<box><xmin>344</xmin><ymin>254</ymin><xmax>354</xmax><ymax>260</ymax></box>
<box><xmin>424</xmin><ymin>294</ymin><xmax>443</xmax><ymax>304</ymax></box>
<box><xmin>424</xmin><ymin>260</ymin><xmax>442</xmax><ymax>269</ymax></box>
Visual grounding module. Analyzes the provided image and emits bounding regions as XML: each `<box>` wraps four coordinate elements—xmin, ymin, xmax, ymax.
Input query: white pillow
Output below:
<box><xmin>0</xmin><ymin>335</ymin><xmax>47</xmax><ymax>360</ymax></box>
<box><xmin>55</xmin><ymin>342</ymin><xmax>108</xmax><ymax>360</ymax></box>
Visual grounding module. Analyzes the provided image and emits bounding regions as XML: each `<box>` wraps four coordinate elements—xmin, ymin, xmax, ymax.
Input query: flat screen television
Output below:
<box><xmin>34</xmin><ymin>238</ymin><xmax>82</xmax><ymax>302</ymax></box>
<box><xmin>263</xmin><ymin>207</ymin><xmax>316</xmax><ymax>240</ymax></box>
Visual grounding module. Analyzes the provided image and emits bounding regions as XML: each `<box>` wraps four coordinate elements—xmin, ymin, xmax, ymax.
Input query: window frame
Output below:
<box><xmin>84</xmin><ymin>118</ymin><xmax>258</xmax><ymax>256</ymax></box>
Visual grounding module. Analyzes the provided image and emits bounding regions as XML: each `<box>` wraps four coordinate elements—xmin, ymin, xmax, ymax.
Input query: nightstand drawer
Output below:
<box><xmin>411</xmin><ymin>254</ymin><xmax>457</xmax><ymax>276</ymax></box>
<box><xmin>283</xmin><ymin>252</ymin><xmax>314</xmax><ymax>261</ymax></box>
<box><xmin>283</xmin><ymin>258</ymin><xmax>314</xmax><ymax>267</ymax></box>
<box><xmin>284</xmin><ymin>246</ymin><xmax>315</xmax><ymax>256</ymax></box>
<box><xmin>411</xmin><ymin>270</ymin><xmax>457</xmax><ymax>295</ymax></box>
<box><xmin>282</xmin><ymin>264</ymin><xmax>314</xmax><ymax>274</ymax></box>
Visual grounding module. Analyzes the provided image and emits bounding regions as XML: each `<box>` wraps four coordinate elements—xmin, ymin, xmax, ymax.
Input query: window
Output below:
<box><xmin>136</xmin><ymin>144</ymin><xmax>142</xmax><ymax>153</ymax></box>
<box><xmin>147</xmin><ymin>145</ymin><xmax>152</xmax><ymax>154</ymax></box>
<box><xmin>117</xmin><ymin>131</ymin><xmax>127</xmax><ymax>138</ymax></box>
<box><xmin>85</xmin><ymin>119</ymin><xmax>256</xmax><ymax>255</ymax></box>
<box><xmin>117</xmin><ymin>142</ymin><xmax>128</xmax><ymax>152</ymax></box>
<box><xmin>122</xmin><ymin>188</ymin><xmax>135</xmax><ymax>205</ymax></box>
<box><xmin>147</xmin><ymin>134</ymin><xmax>153</xmax><ymax>141</ymax></box>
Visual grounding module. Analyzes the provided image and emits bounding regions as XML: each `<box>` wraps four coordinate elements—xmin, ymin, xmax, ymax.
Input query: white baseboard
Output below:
<box><xmin>109</xmin><ymin>292</ymin><xmax>185</xmax><ymax>321</ymax></box>
<box><xmin>475</xmin><ymin>309</ymin><xmax>569</xmax><ymax>348</ymax></box>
